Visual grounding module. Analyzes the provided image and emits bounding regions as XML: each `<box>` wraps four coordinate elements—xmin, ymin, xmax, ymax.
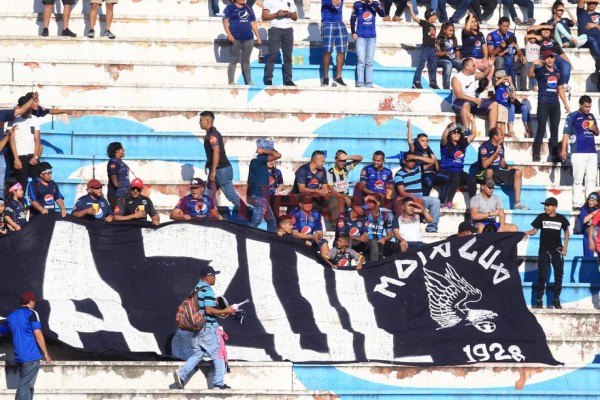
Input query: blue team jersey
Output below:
<box><xmin>224</xmin><ymin>4</ymin><xmax>256</xmax><ymax>41</ymax></box>
<box><xmin>503</xmin><ymin>44</ymin><xmax>517</xmax><ymax>68</ymax></box>
<box><xmin>321</xmin><ymin>0</ymin><xmax>344</xmax><ymax>22</ymax></box>
<box><xmin>486</xmin><ymin>29</ymin><xmax>514</xmax><ymax>49</ymax></box>
<box><xmin>394</xmin><ymin>166</ymin><xmax>424</xmax><ymax>196</ymax></box>
<box><xmin>289</xmin><ymin>208</ymin><xmax>323</xmax><ymax>234</ymax></box>
<box><xmin>27</xmin><ymin>178</ymin><xmax>64</xmax><ymax>216</ymax></box>
<box><xmin>564</xmin><ymin>111</ymin><xmax>598</xmax><ymax>154</ymax></box>
<box><xmin>359</xmin><ymin>164</ymin><xmax>393</xmax><ymax>195</ymax></box>
<box><xmin>495</xmin><ymin>83</ymin><xmax>511</xmax><ymax>107</ymax></box>
<box><xmin>440</xmin><ymin>142</ymin><xmax>468</xmax><ymax>172</ymax></box>
<box><xmin>107</xmin><ymin>158</ymin><xmax>130</xmax><ymax>198</ymax></box>
<box><xmin>351</xmin><ymin>1</ymin><xmax>383</xmax><ymax>38</ymax></box>
<box><xmin>336</xmin><ymin>211</ymin><xmax>368</xmax><ymax>239</ymax></box>
<box><xmin>293</xmin><ymin>163</ymin><xmax>328</xmax><ymax>192</ymax></box>
<box><xmin>577</xmin><ymin>7</ymin><xmax>600</xmax><ymax>38</ymax></box>
<box><xmin>72</xmin><ymin>194</ymin><xmax>113</xmax><ymax>221</ymax></box>
<box><xmin>268</xmin><ymin>168</ymin><xmax>283</xmax><ymax>195</ymax></box>
<box><xmin>175</xmin><ymin>194</ymin><xmax>215</xmax><ymax>218</ymax></box>
<box><xmin>365</xmin><ymin>210</ymin><xmax>392</xmax><ymax>240</ymax></box>
<box><xmin>1</xmin><ymin>307</ymin><xmax>43</xmax><ymax>364</ymax></box>
<box><xmin>534</xmin><ymin>66</ymin><xmax>564</xmax><ymax>104</ymax></box>
<box><xmin>537</xmin><ymin>38</ymin><xmax>563</xmax><ymax>56</ymax></box>
<box><xmin>461</xmin><ymin>31</ymin><xmax>485</xmax><ymax>59</ymax></box>
<box><xmin>548</xmin><ymin>17</ymin><xmax>574</xmax><ymax>43</ymax></box>
<box><xmin>5</xmin><ymin>199</ymin><xmax>27</xmax><ymax>227</ymax></box>
<box><xmin>478</xmin><ymin>141</ymin><xmax>505</xmax><ymax>171</ymax></box>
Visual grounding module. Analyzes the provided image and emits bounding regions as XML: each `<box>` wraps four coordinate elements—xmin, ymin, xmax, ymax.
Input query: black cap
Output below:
<box><xmin>458</xmin><ymin>221</ymin><xmax>477</xmax><ymax>233</ymax></box>
<box><xmin>199</xmin><ymin>266</ymin><xmax>220</xmax><ymax>277</ymax></box>
<box><xmin>190</xmin><ymin>178</ymin><xmax>206</xmax><ymax>187</ymax></box>
<box><xmin>541</xmin><ymin>197</ymin><xmax>558</xmax><ymax>207</ymax></box>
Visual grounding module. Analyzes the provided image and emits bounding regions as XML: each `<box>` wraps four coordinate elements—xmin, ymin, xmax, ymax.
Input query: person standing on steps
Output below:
<box><xmin>407</xmin><ymin>3</ymin><xmax>440</xmax><ymax>90</ymax></box>
<box><xmin>0</xmin><ymin>291</ymin><xmax>52</xmax><ymax>400</ymax></box>
<box><xmin>321</xmin><ymin>0</ymin><xmax>348</xmax><ymax>87</ymax></box>
<box><xmin>41</xmin><ymin>0</ymin><xmax>76</xmax><ymax>37</ymax></box>
<box><xmin>88</xmin><ymin>0</ymin><xmax>117</xmax><ymax>39</ymax></box>
<box><xmin>524</xmin><ymin>197</ymin><xmax>570</xmax><ymax>310</ymax></box>
<box><xmin>199</xmin><ymin>111</ymin><xmax>249</xmax><ymax>221</ymax></box>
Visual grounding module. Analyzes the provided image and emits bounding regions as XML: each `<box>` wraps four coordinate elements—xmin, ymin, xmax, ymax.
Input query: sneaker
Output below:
<box><xmin>425</xmin><ymin>227</ymin><xmax>438</xmax><ymax>233</ymax></box>
<box><xmin>102</xmin><ymin>30</ymin><xmax>116</xmax><ymax>39</ymax></box>
<box><xmin>513</xmin><ymin>202</ymin><xmax>529</xmax><ymax>210</ymax></box>
<box><xmin>173</xmin><ymin>371</ymin><xmax>184</xmax><ymax>389</ymax></box>
<box><xmin>412</xmin><ymin>82</ymin><xmax>423</xmax><ymax>89</ymax></box>
<box><xmin>333</xmin><ymin>77</ymin><xmax>347</xmax><ymax>87</ymax></box>
<box><xmin>62</xmin><ymin>28</ymin><xmax>76</xmax><ymax>37</ymax></box>
<box><xmin>383</xmin><ymin>16</ymin><xmax>391</xmax><ymax>21</ymax></box>
<box><xmin>356</xmin><ymin>82</ymin><xmax>365</xmax><ymax>88</ymax></box>
<box><xmin>526</xmin><ymin>18</ymin><xmax>536</xmax><ymax>26</ymax></box>
<box><xmin>552</xmin><ymin>299</ymin><xmax>562</xmax><ymax>309</ymax></box>
<box><xmin>214</xmin><ymin>384</ymin><xmax>231</xmax><ymax>390</ymax></box>
<box><xmin>214</xmin><ymin>12</ymin><xmax>225</xmax><ymax>17</ymax></box>
<box><xmin>533</xmin><ymin>299</ymin><xmax>543</xmax><ymax>309</ymax></box>
<box><xmin>532</xmin><ymin>155</ymin><xmax>541</xmax><ymax>162</ymax></box>
<box><xmin>429</xmin><ymin>83</ymin><xmax>440</xmax><ymax>90</ymax></box>
<box><xmin>365</xmin><ymin>83</ymin><xmax>374</xmax><ymax>88</ymax></box>
<box><xmin>87</xmin><ymin>29</ymin><xmax>95</xmax><ymax>38</ymax></box>
<box><xmin>264</xmin><ymin>80</ymin><xmax>272</xmax><ymax>85</ymax></box>
<box><xmin>321</xmin><ymin>77</ymin><xmax>329</xmax><ymax>87</ymax></box>
<box><xmin>283</xmin><ymin>81</ymin><xmax>296</xmax><ymax>86</ymax></box>
<box><xmin>514</xmin><ymin>17</ymin><xmax>524</xmax><ymax>25</ymax></box>
<box><xmin>40</xmin><ymin>27</ymin><xmax>49</xmax><ymax>37</ymax></box>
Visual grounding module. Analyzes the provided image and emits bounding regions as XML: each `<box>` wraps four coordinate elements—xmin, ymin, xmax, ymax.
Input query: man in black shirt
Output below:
<box><xmin>113</xmin><ymin>178</ymin><xmax>160</xmax><ymax>226</ymax></box>
<box><xmin>524</xmin><ymin>197</ymin><xmax>570</xmax><ymax>309</ymax></box>
<box><xmin>199</xmin><ymin>110</ymin><xmax>248</xmax><ymax>220</ymax></box>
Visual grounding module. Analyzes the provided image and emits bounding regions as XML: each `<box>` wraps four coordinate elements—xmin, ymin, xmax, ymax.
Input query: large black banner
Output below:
<box><xmin>0</xmin><ymin>214</ymin><xmax>559</xmax><ymax>365</ymax></box>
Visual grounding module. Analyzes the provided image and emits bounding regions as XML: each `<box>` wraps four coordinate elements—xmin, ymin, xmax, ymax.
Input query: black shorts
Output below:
<box><xmin>42</xmin><ymin>0</ymin><xmax>75</xmax><ymax>5</ymax></box>
<box><xmin>492</xmin><ymin>169</ymin><xmax>516</xmax><ymax>186</ymax></box>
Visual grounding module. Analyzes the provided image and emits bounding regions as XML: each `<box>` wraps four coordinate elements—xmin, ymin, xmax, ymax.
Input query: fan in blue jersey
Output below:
<box><xmin>561</xmin><ymin>95</ymin><xmax>599</xmax><ymax>210</ymax></box>
<box><xmin>27</xmin><ymin>162</ymin><xmax>67</xmax><ymax>218</ymax></box>
<box><xmin>170</xmin><ymin>178</ymin><xmax>222</xmax><ymax>221</ymax></box>
<box><xmin>72</xmin><ymin>179</ymin><xmax>114</xmax><ymax>223</ymax></box>
<box><xmin>289</xmin><ymin>195</ymin><xmax>330</xmax><ymax>257</ymax></box>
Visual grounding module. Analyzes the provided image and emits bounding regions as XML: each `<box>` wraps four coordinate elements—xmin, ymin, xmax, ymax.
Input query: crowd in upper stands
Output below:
<box><xmin>14</xmin><ymin>1</ymin><xmax>600</xmax><ymax>270</ymax></box>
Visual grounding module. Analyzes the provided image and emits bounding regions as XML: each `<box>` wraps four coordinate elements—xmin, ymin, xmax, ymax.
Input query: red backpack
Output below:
<box><xmin>175</xmin><ymin>288</ymin><xmax>206</xmax><ymax>331</ymax></box>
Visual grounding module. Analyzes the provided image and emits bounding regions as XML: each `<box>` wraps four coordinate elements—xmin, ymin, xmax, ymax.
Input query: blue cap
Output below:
<box><xmin>256</xmin><ymin>139</ymin><xmax>274</xmax><ymax>150</ymax></box>
<box><xmin>199</xmin><ymin>266</ymin><xmax>220</xmax><ymax>277</ymax></box>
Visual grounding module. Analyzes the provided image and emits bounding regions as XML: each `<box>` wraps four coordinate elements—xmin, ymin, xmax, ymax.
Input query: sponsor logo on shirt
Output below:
<box><xmin>44</xmin><ymin>194</ymin><xmax>54</xmax><ymax>205</ymax></box>
<box><xmin>547</xmin><ymin>75</ymin><xmax>558</xmax><ymax>89</ymax></box>
<box><xmin>363</xmin><ymin>11</ymin><xmax>373</xmax><ymax>22</ymax></box>
<box><xmin>301</xmin><ymin>226</ymin><xmax>312</xmax><ymax>234</ymax></box>
<box><xmin>349</xmin><ymin>227</ymin><xmax>360</xmax><ymax>236</ymax></box>
<box><xmin>542</xmin><ymin>221</ymin><xmax>563</xmax><ymax>230</ymax></box>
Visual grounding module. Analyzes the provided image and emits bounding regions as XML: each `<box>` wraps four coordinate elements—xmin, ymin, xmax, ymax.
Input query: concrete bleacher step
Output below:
<box><xmin>4</xmin><ymin>57</ymin><xmax>599</xmax><ymax>92</ymax></box>
<box><xmin>0</xmin><ymin>359</ymin><xmax>599</xmax><ymax>393</ymax></box>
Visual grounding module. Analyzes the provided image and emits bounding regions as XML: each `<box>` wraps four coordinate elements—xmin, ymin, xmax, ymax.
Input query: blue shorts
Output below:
<box><xmin>473</xmin><ymin>220</ymin><xmax>500</xmax><ymax>230</ymax></box>
<box><xmin>452</xmin><ymin>98</ymin><xmax>496</xmax><ymax>116</ymax></box>
<box><xmin>321</xmin><ymin>22</ymin><xmax>348</xmax><ymax>53</ymax></box>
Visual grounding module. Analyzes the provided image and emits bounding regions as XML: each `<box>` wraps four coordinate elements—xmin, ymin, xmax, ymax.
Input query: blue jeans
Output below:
<box><xmin>502</xmin><ymin>0</ymin><xmax>533</xmax><ymax>21</ymax></box>
<box><xmin>437</xmin><ymin>58</ymin><xmax>462</xmax><ymax>89</ymax></box>
<box><xmin>206</xmin><ymin>166</ymin><xmax>248</xmax><ymax>218</ymax></box>
<box><xmin>508</xmin><ymin>99</ymin><xmax>531</xmax><ymax>124</ymax></box>
<box><xmin>356</xmin><ymin>37</ymin><xmax>376</xmax><ymax>86</ymax></box>
<box><xmin>553</xmin><ymin>55</ymin><xmax>571</xmax><ymax>84</ymax></box>
<box><xmin>210</xmin><ymin>0</ymin><xmax>220</xmax><ymax>14</ymax></box>
<box><xmin>422</xmin><ymin>172</ymin><xmax>451</xmax><ymax>202</ymax></box>
<box><xmin>584</xmin><ymin>36</ymin><xmax>600</xmax><ymax>71</ymax></box>
<box><xmin>0</xmin><ymin>154</ymin><xmax>5</xmax><ymax>199</ymax></box>
<box><xmin>178</xmin><ymin>326</ymin><xmax>226</xmax><ymax>386</ymax></box>
<box><xmin>444</xmin><ymin>0</ymin><xmax>472</xmax><ymax>23</ymax></box>
<box><xmin>414</xmin><ymin>45</ymin><xmax>437</xmax><ymax>86</ymax></box>
<box><xmin>248</xmin><ymin>195</ymin><xmax>276</xmax><ymax>232</ymax></box>
<box><xmin>16</xmin><ymin>361</ymin><xmax>40</xmax><ymax>400</ymax></box>
<box><xmin>422</xmin><ymin>195</ymin><xmax>440</xmax><ymax>232</ymax></box>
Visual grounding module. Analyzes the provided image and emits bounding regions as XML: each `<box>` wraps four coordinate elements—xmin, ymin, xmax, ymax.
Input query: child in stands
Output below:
<box><xmin>407</xmin><ymin>3</ymin><xmax>439</xmax><ymax>89</ymax></box>
<box><xmin>328</xmin><ymin>233</ymin><xmax>365</xmax><ymax>269</ymax></box>
<box><xmin>436</xmin><ymin>22</ymin><xmax>462</xmax><ymax>90</ymax></box>
<box><xmin>4</xmin><ymin>183</ymin><xmax>27</xmax><ymax>231</ymax></box>
<box><xmin>0</xmin><ymin>198</ymin><xmax>7</xmax><ymax>234</ymax></box>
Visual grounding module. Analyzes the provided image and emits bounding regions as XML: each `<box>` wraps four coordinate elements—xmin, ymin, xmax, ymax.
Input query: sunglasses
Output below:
<box><xmin>406</xmin><ymin>204</ymin><xmax>416</xmax><ymax>207</ymax></box>
<box><xmin>451</xmin><ymin>130</ymin><xmax>462</xmax><ymax>134</ymax></box>
<box><xmin>131</xmin><ymin>187</ymin><xmax>142</xmax><ymax>192</ymax></box>
<box><xmin>546</xmin><ymin>55</ymin><xmax>555</xmax><ymax>59</ymax></box>
<box><xmin>556</xmin><ymin>9</ymin><xmax>564</xmax><ymax>11</ymax></box>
